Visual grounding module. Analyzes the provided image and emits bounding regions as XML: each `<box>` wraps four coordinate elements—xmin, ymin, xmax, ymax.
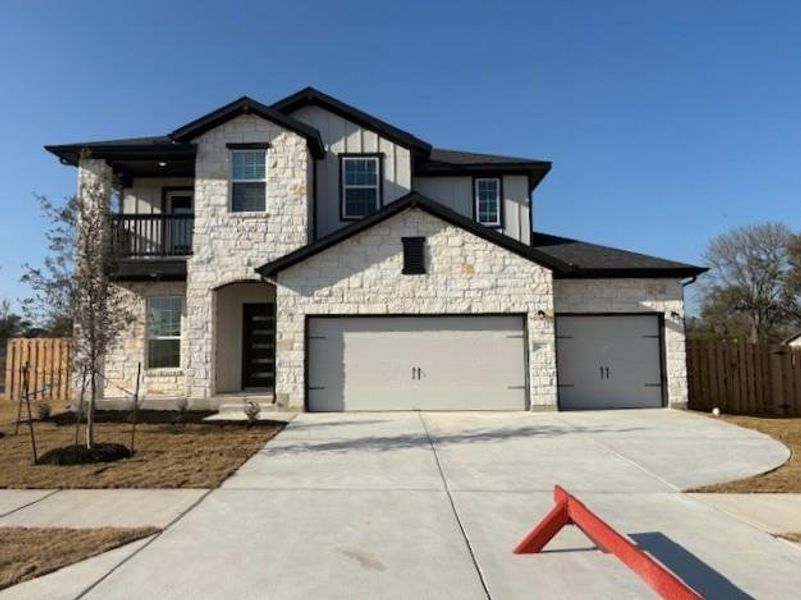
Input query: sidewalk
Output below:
<box><xmin>686</xmin><ymin>493</ymin><xmax>801</xmax><ymax>538</ymax></box>
<box><xmin>0</xmin><ymin>489</ymin><xmax>207</xmax><ymax>528</ymax></box>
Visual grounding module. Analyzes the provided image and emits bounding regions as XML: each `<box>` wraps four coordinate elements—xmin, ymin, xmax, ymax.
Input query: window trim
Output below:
<box><xmin>339</xmin><ymin>153</ymin><xmax>384</xmax><ymax>221</ymax></box>
<box><xmin>473</xmin><ymin>176</ymin><xmax>503</xmax><ymax>228</ymax></box>
<box><xmin>146</xmin><ymin>295</ymin><xmax>183</xmax><ymax>370</ymax></box>
<box><xmin>230</xmin><ymin>149</ymin><xmax>268</xmax><ymax>213</ymax></box>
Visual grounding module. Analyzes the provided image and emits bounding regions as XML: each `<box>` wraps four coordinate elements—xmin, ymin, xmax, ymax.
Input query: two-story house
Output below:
<box><xmin>46</xmin><ymin>87</ymin><xmax>705</xmax><ymax>413</ymax></box>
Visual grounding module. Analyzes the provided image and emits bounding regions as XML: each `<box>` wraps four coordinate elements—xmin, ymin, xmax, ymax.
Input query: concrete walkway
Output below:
<box><xmin>2</xmin><ymin>410</ymin><xmax>799</xmax><ymax>599</ymax></box>
<box><xmin>0</xmin><ymin>489</ymin><xmax>207</xmax><ymax>528</ymax></box>
<box><xmin>687</xmin><ymin>493</ymin><xmax>801</xmax><ymax>536</ymax></box>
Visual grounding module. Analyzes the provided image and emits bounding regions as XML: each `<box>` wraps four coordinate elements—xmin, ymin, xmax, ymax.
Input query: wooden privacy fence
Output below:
<box><xmin>4</xmin><ymin>338</ymin><xmax>71</xmax><ymax>403</ymax></box>
<box><xmin>687</xmin><ymin>339</ymin><xmax>801</xmax><ymax>417</ymax></box>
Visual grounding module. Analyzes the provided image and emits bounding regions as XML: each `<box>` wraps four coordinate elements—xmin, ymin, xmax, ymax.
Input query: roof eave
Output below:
<box><xmin>415</xmin><ymin>161</ymin><xmax>552</xmax><ymax>192</ymax></box>
<box><xmin>553</xmin><ymin>266</ymin><xmax>708</xmax><ymax>280</ymax></box>
<box><xmin>44</xmin><ymin>143</ymin><xmax>197</xmax><ymax>167</ymax></box>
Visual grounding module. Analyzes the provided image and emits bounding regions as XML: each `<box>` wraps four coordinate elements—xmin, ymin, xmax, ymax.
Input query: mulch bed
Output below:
<box><xmin>37</xmin><ymin>443</ymin><xmax>132</xmax><ymax>465</ymax></box>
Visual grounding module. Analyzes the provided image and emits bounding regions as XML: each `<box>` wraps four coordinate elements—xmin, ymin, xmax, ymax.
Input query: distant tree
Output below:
<box><xmin>698</xmin><ymin>222</ymin><xmax>800</xmax><ymax>342</ymax></box>
<box><xmin>0</xmin><ymin>298</ymin><xmax>33</xmax><ymax>343</ymax></box>
<box><xmin>20</xmin><ymin>194</ymin><xmax>78</xmax><ymax>336</ymax></box>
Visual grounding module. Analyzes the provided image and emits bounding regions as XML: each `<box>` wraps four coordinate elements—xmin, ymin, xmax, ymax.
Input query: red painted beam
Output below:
<box><xmin>514</xmin><ymin>485</ymin><xmax>703</xmax><ymax>600</ymax></box>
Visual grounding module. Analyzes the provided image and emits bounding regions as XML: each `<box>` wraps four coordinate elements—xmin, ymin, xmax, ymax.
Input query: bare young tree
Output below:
<box><xmin>700</xmin><ymin>222</ymin><xmax>800</xmax><ymax>342</ymax></box>
<box><xmin>71</xmin><ymin>160</ymin><xmax>134</xmax><ymax>448</ymax></box>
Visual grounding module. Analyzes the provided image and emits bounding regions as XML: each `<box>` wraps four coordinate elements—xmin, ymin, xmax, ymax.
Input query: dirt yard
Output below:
<box><xmin>691</xmin><ymin>415</ymin><xmax>800</xmax><ymax>493</ymax></box>
<box><xmin>0</xmin><ymin>400</ymin><xmax>283</xmax><ymax>488</ymax></box>
<box><xmin>0</xmin><ymin>526</ymin><xmax>158</xmax><ymax>590</ymax></box>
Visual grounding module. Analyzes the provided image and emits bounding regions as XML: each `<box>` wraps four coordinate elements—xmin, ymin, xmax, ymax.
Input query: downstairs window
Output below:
<box><xmin>147</xmin><ymin>296</ymin><xmax>182</xmax><ymax>369</ymax></box>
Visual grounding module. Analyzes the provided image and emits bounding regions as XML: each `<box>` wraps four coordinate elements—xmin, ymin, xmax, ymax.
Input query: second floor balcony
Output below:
<box><xmin>111</xmin><ymin>213</ymin><xmax>194</xmax><ymax>258</ymax></box>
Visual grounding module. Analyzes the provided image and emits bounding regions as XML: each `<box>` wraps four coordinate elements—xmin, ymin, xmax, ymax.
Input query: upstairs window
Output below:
<box><xmin>474</xmin><ymin>178</ymin><xmax>501</xmax><ymax>227</ymax></box>
<box><xmin>148</xmin><ymin>296</ymin><xmax>182</xmax><ymax>369</ymax></box>
<box><xmin>231</xmin><ymin>150</ymin><xmax>267</xmax><ymax>212</ymax></box>
<box><xmin>342</xmin><ymin>156</ymin><xmax>381</xmax><ymax>219</ymax></box>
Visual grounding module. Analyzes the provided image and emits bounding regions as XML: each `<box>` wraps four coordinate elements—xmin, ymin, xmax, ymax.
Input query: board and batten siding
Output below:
<box><xmin>413</xmin><ymin>175</ymin><xmax>532</xmax><ymax>244</ymax></box>
<box><xmin>288</xmin><ymin>105</ymin><xmax>413</xmax><ymax>237</ymax></box>
<box><xmin>121</xmin><ymin>178</ymin><xmax>194</xmax><ymax>214</ymax></box>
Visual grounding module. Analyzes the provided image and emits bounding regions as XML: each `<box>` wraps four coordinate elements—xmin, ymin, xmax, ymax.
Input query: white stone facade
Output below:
<box><xmin>184</xmin><ymin>114</ymin><xmax>311</xmax><ymax>399</ymax></box>
<box><xmin>103</xmin><ymin>281</ymin><xmax>187</xmax><ymax>402</ymax></box>
<box><xmin>553</xmin><ymin>278</ymin><xmax>688</xmax><ymax>408</ymax></box>
<box><xmin>271</xmin><ymin>207</ymin><xmax>557</xmax><ymax>410</ymax></box>
<box><xmin>81</xmin><ymin>113</ymin><xmax>692</xmax><ymax>412</ymax></box>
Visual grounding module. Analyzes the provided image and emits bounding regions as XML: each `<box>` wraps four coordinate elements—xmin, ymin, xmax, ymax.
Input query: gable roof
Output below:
<box><xmin>271</xmin><ymin>86</ymin><xmax>432</xmax><ymax>155</ymax></box>
<box><xmin>257</xmin><ymin>192</ymin><xmax>572</xmax><ymax>277</ymax></box>
<box><xmin>169</xmin><ymin>96</ymin><xmax>325</xmax><ymax>157</ymax></box>
<box><xmin>531</xmin><ymin>232</ymin><xmax>707</xmax><ymax>279</ymax></box>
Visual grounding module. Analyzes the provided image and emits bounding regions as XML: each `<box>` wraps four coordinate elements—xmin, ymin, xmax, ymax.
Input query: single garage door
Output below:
<box><xmin>307</xmin><ymin>316</ymin><xmax>527</xmax><ymax>411</ymax></box>
<box><xmin>556</xmin><ymin>315</ymin><xmax>664</xmax><ymax>410</ymax></box>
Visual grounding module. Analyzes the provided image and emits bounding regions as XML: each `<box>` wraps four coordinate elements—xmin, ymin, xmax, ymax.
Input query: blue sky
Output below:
<box><xmin>1</xmin><ymin>0</ymin><xmax>800</xmax><ymax>311</ymax></box>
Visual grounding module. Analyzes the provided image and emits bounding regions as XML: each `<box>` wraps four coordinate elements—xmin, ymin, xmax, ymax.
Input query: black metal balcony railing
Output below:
<box><xmin>111</xmin><ymin>214</ymin><xmax>194</xmax><ymax>257</ymax></box>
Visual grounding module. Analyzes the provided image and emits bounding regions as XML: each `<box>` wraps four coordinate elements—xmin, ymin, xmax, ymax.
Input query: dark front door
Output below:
<box><xmin>242</xmin><ymin>303</ymin><xmax>275</xmax><ymax>389</ymax></box>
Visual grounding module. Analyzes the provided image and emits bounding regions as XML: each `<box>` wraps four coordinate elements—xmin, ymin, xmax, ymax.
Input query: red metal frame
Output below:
<box><xmin>514</xmin><ymin>486</ymin><xmax>703</xmax><ymax>600</ymax></box>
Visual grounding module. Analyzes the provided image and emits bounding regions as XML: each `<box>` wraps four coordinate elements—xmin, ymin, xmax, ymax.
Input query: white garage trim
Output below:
<box><xmin>555</xmin><ymin>313</ymin><xmax>667</xmax><ymax>410</ymax></box>
<box><xmin>304</xmin><ymin>313</ymin><xmax>529</xmax><ymax>412</ymax></box>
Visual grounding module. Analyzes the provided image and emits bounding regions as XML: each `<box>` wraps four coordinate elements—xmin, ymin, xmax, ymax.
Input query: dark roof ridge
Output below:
<box><xmin>169</xmin><ymin>96</ymin><xmax>325</xmax><ymax>157</ymax></box>
<box><xmin>271</xmin><ymin>86</ymin><xmax>432</xmax><ymax>154</ymax></box>
<box><xmin>257</xmin><ymin>192</ymin><xmax>572</xmax><ymax>277</ymax></box>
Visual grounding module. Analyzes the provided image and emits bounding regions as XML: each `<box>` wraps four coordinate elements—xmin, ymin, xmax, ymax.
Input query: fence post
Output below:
<box><xmin>769</xmin><ymin>347</ymin><xmax>786</xmax><ymax>416</ymax></box>
<box><xmin>22</xmin><ymin>364</ymin><xmax>38</xmax><ymax>464</ymax></box>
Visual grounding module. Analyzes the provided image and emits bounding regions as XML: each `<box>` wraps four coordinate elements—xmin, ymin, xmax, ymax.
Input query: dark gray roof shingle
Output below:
<box><xmin>429</xmin><ymin>148</ymin><xmax>550</xmax><ymax>166</ymax></box>
<box><xmin>532</xmin><ymin>232</ymin><xmax>706</xmax><ymax>278</ymax></box>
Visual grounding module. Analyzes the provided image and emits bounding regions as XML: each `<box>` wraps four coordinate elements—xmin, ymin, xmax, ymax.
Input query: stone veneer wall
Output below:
<box><xmin>103</xmin><ymin>281</ymin><xmax>187</xmax><ymax>402</ymax></box>
<box><xmin>272</xmin><ymin>207</ymin><xmax>556</xmax><ymax>410</ymax></box>
<box><xmin>184</xmin><ymin>114</ymin><xmax>311</xmax><ymax>399</ymax></box>
<box><xmin>553</xmin><ymin>278</ymin><xmax>688</xmax><ymax>407</ymax></box>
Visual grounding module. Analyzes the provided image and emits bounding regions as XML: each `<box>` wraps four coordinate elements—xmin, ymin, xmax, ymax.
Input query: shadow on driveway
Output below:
<box><xmin>262</xmin><ymin>423</ymin><xmax>646</xmax><ymax>454</ymax></box>
<box><xmin>631</xmin><ymin>532</ymin><xmax>755</xmax><ymax>600</ymax></box>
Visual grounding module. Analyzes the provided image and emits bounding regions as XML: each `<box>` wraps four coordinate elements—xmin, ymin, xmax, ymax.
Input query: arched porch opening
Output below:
<box><xmin>212</xmin><ymin>279</ymin><xmax>276</xmax><ymax>394</ymax></box>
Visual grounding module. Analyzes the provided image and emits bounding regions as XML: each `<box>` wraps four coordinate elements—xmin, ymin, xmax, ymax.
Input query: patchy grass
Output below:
<box><xmin>690</xmin><ymin>415</ymin><xmax>800</xmax><ymax>493</ymax></box>
<box><xmin>0</xmin><ymin>399</ymin><xmax>283</xmax><ymax>488</ymax></box>
<box><xmin>0</xmin><ymin>526</ymin><xmax>158</xmax><ymax>590</ymax></box>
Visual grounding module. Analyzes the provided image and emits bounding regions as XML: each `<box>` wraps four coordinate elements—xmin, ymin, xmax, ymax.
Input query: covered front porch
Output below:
<box><xmin>212</xmin><ymin>280</ymin><xmax>276</xmax><ymax>399</ymax></box>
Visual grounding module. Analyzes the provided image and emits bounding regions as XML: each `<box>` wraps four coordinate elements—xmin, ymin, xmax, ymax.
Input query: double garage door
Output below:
<box><xmin>304</xmin><ymin>314</ymin><xmax>665</xmax><ymax>412</ymax></box>
<box><xmin>307</xmin><ymin>316</ymin><xmax>527</xmax><ymax>412</ymax></box>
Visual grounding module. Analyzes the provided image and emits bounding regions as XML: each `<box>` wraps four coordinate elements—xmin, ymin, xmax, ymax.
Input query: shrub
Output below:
<box><xmin>244</xmin><ymin>401</ymin><xmax>261</xmax><ymax>425</ymax></box>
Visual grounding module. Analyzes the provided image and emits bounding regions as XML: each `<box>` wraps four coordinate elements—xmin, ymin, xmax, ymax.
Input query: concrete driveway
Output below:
<box><xmin>6</xmin><ymin>410</ymin><xmax>801</xmax><ymax>599</ymax></box>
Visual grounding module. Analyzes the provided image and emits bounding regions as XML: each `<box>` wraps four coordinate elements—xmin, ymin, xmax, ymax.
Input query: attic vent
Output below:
<box><xmin>402</xmin><ymin>237</ymin><xmax>426</xmax><ymax>275</ymax></box>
